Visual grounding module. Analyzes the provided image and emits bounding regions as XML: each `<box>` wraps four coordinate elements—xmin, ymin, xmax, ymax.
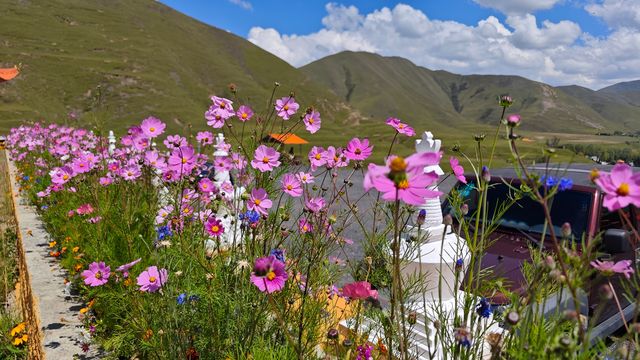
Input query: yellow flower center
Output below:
<box><xmin>63</xmin><ymin>174</ymin><xmax>69</xmax><ymax>180</ymax></box>
<box><xmin>398</xmin><ymin>124</ymin><xmax>405</xmax><ymax>129</ymax></box>
<box><xmin>286</xmin><ymin>185</ymin><xmax>293</xmax><ymax>190</ymax></box>
<box><xmin>315</xmin><ymin>153</ymin><xmax>322</xmax><ymax>160</ymax></box>
<box><xmin>267</xmin><ymin>271</ymin><xmax>276</xmax><ymax>280</ymax></box>
<box><xmin>254</xmin><ymin>199</ymin><xmax>261</xmax><ymax>205</ymax></box>
<box><xmin>262</xmin><ymin>156</ymin><xmax>269</xmax><ymax>164</ymax></box>
<box><xmin>202</xmin><ymin>184</ymin><xmax>208</xmax><ymax>189</ymax></box>
<box><xmin>242</xmin><ymin>113</ymin><xmax>248</xmax><ymax>119</ymax></box>
<box><xmin>211</xmin><ymin>225</ymin><xmax>219</xmax><ymax>233</ymax></box>
<box><xmin>283</xmin><ymin>105</ymin><xmax>289</xmax><ymax>111</ymax></box>
<box><xmin>219</xmin><ymin>102</ymin><xmax>226</xmax><ymax>109</ymax></box>
<box><xmin>355</xmin><ymin>148</ymin><xmax>361</xmax><ymax>155</ymax></box>
<box><xmin>149</xmin><ymin>127</ymin><xmax>155</xmax><ymax>132</ymax></box>
<box><xmin>390</xmin><ymin>157</ymin><xmax>408</xmax><ymax>172</ymax></box>
<box><xmin>95</xmin><ymin>272</ymin><xmax>102</xmax><ymax>279</ymax></box>
<box><xmin>308</xmin><ymin>118</ymin><xmax>314</xmax><ymax>124</ymax></box>
<box><xmin>149</xmin><ymin>276</ymin><xmax>156</xmax><ymax>283</ymax></box>
<box><xmin>397</xmin><ymin>179</ymin><xmax>410</xmax><ymax>190</ymax></box>
<box><xmin>617</xmin><ymin>183</ymin><xmax>630</xmax><ymax>196</ymax></box>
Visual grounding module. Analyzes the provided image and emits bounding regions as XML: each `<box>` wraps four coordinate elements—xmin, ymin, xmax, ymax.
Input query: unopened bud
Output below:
<box><xmin>443</xmin><ymin>214</ymin><xmax>453</xmax><ymax>226</ymax></box>
<box><xmin>417</xmin><ymin>209</ymin><xmax>426</xmax><ymax>225</ymax></box>
<box><xmin>549</xmin><ymin>269</ymin><xmax>565</xmax><ymax>283</ymax></box>
<box><xmin>506</xmin><ymin>311</ymin><xmax>519</xmax><ymax>325</ymax></box>
<box><xmin>561</xmin><ymin>222</ymin><xmax>572</xmax><ymax>238</ymax></box>
<box><xmin>408</xmin><ymin>312</ymin><xmax>417</xmax><ymax>325</ymax></box>
<box><xmin>474</xmin><ymin>134</ymin><xmax>486</xmax><ymax>142</ymax></box>
<box><xmin>564</xmin><ymin>310</ymin><xmax>578</xmax><ymax>321</ymax></box>
<box><xmin>599</xmin><ymin>283</ymin><xmax>613</xmax><ymax>300</ymax></box>
<box><xmin>481</xmin><ymin>166</ymin><xmax>491</xmax><ymax>182</ymax></box>
<box><xmin>499</xmin><ymin>94</ymin><xmax>513</xmax><ymax>107</ymax></box>
<box><xmin>327</xmin><ymin>328</ymin><xmax>339</xmax><ymax>340</ymax></box>
<box><xmin>460</xmin><ymin>204</ymin><xmax>469</xmax><ymax>216</ymax></box>
<box><xmin>240</xmin><ymin>192</ymin><xmax>250</xmax><ymax>201</ymax></box>
<box><xmin>544</xmin><ymin>255</ymin><xmax>556</xmax><ymax>270</ymax></box>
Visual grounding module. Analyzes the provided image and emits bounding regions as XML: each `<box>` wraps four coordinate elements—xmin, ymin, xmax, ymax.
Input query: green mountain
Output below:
<box><xmin>598</xmin><ymin>80</ymin><xmax>640</xmax><ymax>107</ymax></box>
<box><xmin>301</xmin><ymin>51</ymin><xmax>640</xmax><ymax>133</ymax></box>
<box><xmin>0</xmin><ymin>0</ymin><xmax>355</xmax><ymax>135</ymax></box>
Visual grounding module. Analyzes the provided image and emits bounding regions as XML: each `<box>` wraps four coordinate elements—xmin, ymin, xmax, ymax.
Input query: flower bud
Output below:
<box><xmin>506</xmin><ymin>114</ymin><xmax>521</xmax><ymax>127</ymax></box>
<box><xmin>549</xmin><ymin>269</ymin><xmax>565</xmax><ymax>283</ymax></box>
<box><xmin>474</xmin><ymin>134</ymin><xmax>486</xmax><ymax>142</ymax></box>
<box><xmin>589</xmin><ymin>168</ymin><xmax>600</xmax><ymax>183</ymax></box>
<box><xmin>599</xmin><ymin>283</ymin><xmax>613</xmax><ymax>300</ymax></box>
<box><xmin>544</xmin><ymin>255</ymin><xmax>556</xmax><ymax>270</ymax></box>
<box><xmin>416</xmin><ymin>209</ymin><xmax>426</xmax><ymax>225</ymax></box>
<box><xmin>506</xmin><ymin>311</ymin><xmax>519</xmax><ymax>325</ymax></box>
<box><xmin>240</xmin><ymin>192</ymin><xmax>250</xmax><ymax>201</ymax></box>
<box><xmin>443</xmin><ymin>214</ymin><xmax>453</xmax><ymax>226</ymax></box>
<box><xmin>561</xmin><ymin>222</ymin><xmax>572</xmax><ymax>238</ymax></box>
<box><xmin>499</xmin><ymin>94</ymin><xmax>513</xmax><ymax>107</ymax></box>
<box><xmin>460</xmin><ymin>204</ymin><xmax>469</xmax><ymax>216</ymax></box>
<box><xmin>481</xmin><ymin>166</ymin><xmax>491</xmax><ymax>182</ymax></box>
<box><xmin>408</xmin><ymin>311</ymin><xmax>417</xmax><ymax>325</ymax></box>
<box><xmin>342</xmin><ymin>339</ymin><xmax>353</xmax><ymax>347</ymax></box>
<box><xmin>327</xmin><ymin>328</ymin><xmax>339</xmax><ymax>340</ymax></box>
<box><xmin>563</xmin><ymin>310</ymin><xmax>578</xmax><ymax>321</ymax></box>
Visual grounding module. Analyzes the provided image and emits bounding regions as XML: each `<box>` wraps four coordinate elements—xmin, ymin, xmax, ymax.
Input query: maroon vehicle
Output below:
<box><xmin>445</xmin><ymin>164</ymin><xmax>638</xmax><ymax>341</ymax></box>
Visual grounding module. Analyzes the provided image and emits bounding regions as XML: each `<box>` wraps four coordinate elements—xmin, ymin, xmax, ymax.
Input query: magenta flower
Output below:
<box><xmin>144</xmin><ymin>150</ymin><xmax>166</xmax><ymax>169</ymax></box>
<box><xmin>303</xmin><ymin>110</ymin><xmax>321</xmax><ymax>134</ymax></box>
<box><xmin>344</xmin><ymin>138</ymin><xmax>373</xmax><ymax>161</ymax></box>
<box><xmin>450</xmin><ymin>157</ymin><xmax>467</xmax><ymax>184</ymax></box>
<box><xmin>386</xmin><ymin>117</ymin><xmax>415</xmax><ymax>137</ymax></box>
<box><xmin>341</xmin><ymin>281</ymin><xmax>378</xmax><ymax>300</ymax></box>
<box><xmin>236</xmin><ymin>105</ymin><xmax>254</xmax><ymax>122</ymax></box>
<box><xmin>198</xmin><ymin>178</ymin><xmax>215</xmax><ymax>193</ymax></box>
<box><xmin>214</xmin><ymin>156</ymin><xmax>233</xmax><ymax>172</ymax></box>
<box><xmin>308</xmin><ymin>146</ymin><xmax>327</xmax><ymax>171</ymax></box>
<box><xmin>116</xmin><ymin>258</ymin><xmax>141</xmax><ymax>278</ymax></box>
<box><xmin>275</xmin><ymin>96</ymin><xmax>299</xmax><ymax>120</ymax></box>
<box><xmin>120</xmin><ymin>164</ymin><xmax>141</xmax><ymax>181</ymax></box>
<box><xmin>299</xmin><ymin>218</ymin><xmax>313</xmax><ymax>233</ymax></box>
<box><xmin>594</xmin><ymin>163</ymin><xmax>640</xmax><ymax>211</ymax></box>
<box><xmin>506</xmin><ymin>114</ymin><xmax>521</xmax><ymax>127</ymax></box>
<box><xmin>205</xmin><ymin>108</ymin><xmax>229</xmax><ymax>128</ymax></box>
<box><xmin>250</xmin><ymin>145</ymin><xmax>281</xmax><ymax>172</ymax></box>
<box><xmin>196</xmin><ymin>131</ymin><xmax>214</xmax><ymax>146</ymax></box>
<box><xmin>364</xmin><ymin>152</ymin><xmax>442</xmax><ymax>206</ymax></box>
<box><xmin>281</xmin><ymin>173</ymin><xmax>303</xmax><ymax>197</ymax></box>
<box><xmin>591</xmin><ymin>260</ymin><xmax>634</xmax><ymax>279</ymax></box>
<box><xmin>137</xmin><ymin>266</ymin><xmax>168</xmax><ymax>293</ymax></box>
<box><xmin>247</xmin><ymin>188</ymin><xmax>272</xmax><ymax>216</ymax></box>
<box><xmin>296</xmin><ymin>172</ymin><xmax>314</xmax><ymax>184</ymax></box>
<box><xmin>81</xmin><ymin>261</ymin><xmax>111</xmax><ymax>287</ymax></box>
<box><xmin>211</xmin><ymin>96</ymin><xmax>234</xmax><ymax>114</ymax></box>
<box><xmin>205</xmin><ymin>217</ymin><xmax>225</xmax><ymax>237</ymax></box>
<box><xmin>50</xmin><ymin>166</ymin><xmax>74</xmax><ymax>185</ymax></box>
<box><xmin>250</xmin><ymin>256</ymin><xmax>288</xmax><ymax>293</ymax></box>
<box><xmin>167</xmin><ymin>146</ymin><xmax>197</xmax><ymax>174</ymax></box>
<box><xmin>305</xmin><ymin>197</ymin><xmax>326</xmax><ymax>213</ymax></box>
<box><xmin>140</xmin><ymin>117</ymin><xmax>166</xmax><ymax>138</ymax></box>
<box><xmin>164</xmin><ymin>135</ymin><xmax>188</xmax><ymax>149</ymax></box>
<box><xmin>76</xmin><ymin>203</ymin><xmax>95</xmax><ymax>215</ymax></box>
<box><xmin>71</xmin><ymin>158</ymin><xmax>91</xmax><ymax>174</ymax></box>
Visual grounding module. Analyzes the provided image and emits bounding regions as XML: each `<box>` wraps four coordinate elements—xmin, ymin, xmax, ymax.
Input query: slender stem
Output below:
<box><xmin>609</xmin><ymin>279</ymin><xmax>630</xmax><ymax>333</ymax></box>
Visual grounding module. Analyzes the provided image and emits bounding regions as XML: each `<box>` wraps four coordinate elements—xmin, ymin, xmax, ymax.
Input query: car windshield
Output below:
<box><xmin>452</xmin><ymin>181</ymin><xmax>592</xmax><ymax>237</ymax></box>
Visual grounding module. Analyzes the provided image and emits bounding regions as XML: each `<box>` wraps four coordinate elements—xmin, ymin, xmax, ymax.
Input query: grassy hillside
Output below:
<box><xmin>598</xmin><ymin>80</ymin><xmax>640</xmax><ymax>107</ymax></box>
<box><xmin>0</xmin><ymin>0</ymin><xmax>355</xmax><ymax>136</ymax></box>
<box><xmin>302</xmin><ymin>51</ymin><xmax>640</xmax><ymax>134</ymax></box>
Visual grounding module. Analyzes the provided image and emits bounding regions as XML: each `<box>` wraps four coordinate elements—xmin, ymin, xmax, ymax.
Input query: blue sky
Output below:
<box><xmin>159</xmin><ymin>0</ymin><xmax>640</xmax><ymax>88</ymax></box>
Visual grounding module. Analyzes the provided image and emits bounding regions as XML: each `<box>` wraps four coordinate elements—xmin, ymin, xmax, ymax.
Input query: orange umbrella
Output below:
<box><xmin>0</xmin><ymin>66</ymin><xmax>19</xmax><ymax>82</ymax></box>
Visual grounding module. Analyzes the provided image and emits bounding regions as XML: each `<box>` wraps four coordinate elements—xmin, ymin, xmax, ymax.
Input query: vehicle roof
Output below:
<box><xmin>475</xmin><ymin>163</ymin><xmax>637</xmax><ymax>188</ymax></box>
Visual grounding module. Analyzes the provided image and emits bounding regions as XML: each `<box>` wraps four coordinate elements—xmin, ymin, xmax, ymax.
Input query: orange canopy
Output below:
<box><xmin>267</xmin><ymin>133</ymin><xmax>308</xmax><ymax>145</ymax></box>
<box><xmin>0</xmin><ymin>66</ymin><xmax>19</xmax><ymax>82</ymax></box>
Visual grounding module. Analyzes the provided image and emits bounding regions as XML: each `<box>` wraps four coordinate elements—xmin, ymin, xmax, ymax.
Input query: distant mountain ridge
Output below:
<box><xmin>301</xmin><ymin>51</ymin><xmax>640</xmax><ymax>134</ymax></box>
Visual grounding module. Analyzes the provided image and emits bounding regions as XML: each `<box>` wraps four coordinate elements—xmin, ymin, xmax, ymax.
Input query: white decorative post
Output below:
<box><xmin>108</xmin><ymin>130</ymin><xmax>116</xmax><ymax>155</ymax></box>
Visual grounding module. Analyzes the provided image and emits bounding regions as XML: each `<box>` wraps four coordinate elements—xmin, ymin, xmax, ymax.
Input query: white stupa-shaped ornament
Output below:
<box><xmin>108</xmin><ymin>130</ymin><xmax>116</xmax><ymax>155</ymax></box>
<box><xmin>414</xmin><ymin>131</ymin><xmax>444</xmax><ymax>231</ymax></box>
<box><xmin>213</xmin><ymin>133</ymin><xmax>231</xmax><ymax>185</ymax></box>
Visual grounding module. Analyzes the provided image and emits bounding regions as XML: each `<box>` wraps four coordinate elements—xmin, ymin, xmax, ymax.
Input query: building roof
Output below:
<box><xmin>266</xmin><ymin>133</ymin><xmax>308</xmax><ymax>145</ymax></box>
<box><xmin>0</xmin><ymin>66</ymin><xmax>19</xmax><ymax>82</ymax></box>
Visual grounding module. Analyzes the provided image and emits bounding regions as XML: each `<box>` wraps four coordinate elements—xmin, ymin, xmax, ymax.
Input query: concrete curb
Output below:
<box><xmin>6</xmin><ymin>153</ymin><xmax>99</xmax><ymax>359</ymax></box>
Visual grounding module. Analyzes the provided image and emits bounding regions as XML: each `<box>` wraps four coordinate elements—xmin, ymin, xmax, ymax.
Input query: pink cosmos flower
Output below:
<box><xmin>299</xmin><ymin>218</ymin><xmax>313</xmax><ymax>233</ymax></box>
<box><xmin>99</xmin><ymin>177</ymin><xmax>113</xmax><ymax>186</ymax></box>
<box><xmin>365</xmin><ymin>152</ymin><xmax>442</xmax><ymax>206</ymax></box>
<box><xmin>167</xmin><ymin>146</ymin><xmax>196</xmax><ymax>174</ymax></box>
<box><xmin>594</xmin><ymin>163</ymin><xmax>640</xmax><ymax>211</ymax></box>
<box><xmin>296</xmin><ymin>172</ymin><xmax>314</xmax><ymax>184</ymax></box>
<box><xmin>50</xmin><ymin>166</ymin><xmax>74</xmax><ymax>185</ymax></box>
<box><xmin>198</xmin><ymin>178</ymin><xmax>215</xmax><ymax>193</ymax></box>
<box><xmin>275</xmin><ymin>96</ymin><xmax>299</xmax><ymax>120</ymax></box>
<box><xmin>326</xmin><ymin>147</ymin><xmax>349</xmax><ymax>168</ymax></box>
<box><xmin>341</xmin><ymin>281</ymin><xmax>378</xmax><ymax>300</ymax></box>
<box><xmin>250</xmin><ymin>256</ymin><xmax>288</xmax><ymax>293</ymax></box>
<box><xmin>386</xmin><ymin>117</ymin><xmax>415</xmax><ymax>137</ymax></box>
<box><xmin>247</xmin><ymin>188</ymin><xmax>272</xmax><ymax>216</ymax></box>
<box><xmin>164</xmin><ymin>135</ymin><xmax>188</xmax><ymax>149</ymax></box>
<box><xmin>156</xmin><ymin>205</ymin><xmax>174</xmax><ymax>224</ymax></box>
<box><xmin>214</xmin><ymin>156</ymin><xmax>233</xmax><ymax>172</ymax></box>
<box><xmin>71</xmin><ymin>157</ymin><xmax>91</xmax><ymax>174</ymax></box>
<box><xmin>144</xmin><ymin>151</ymin><xmax>166</xmax><ymax>169</ymax></box>
<box><xmin>87</xmin><ymin>216</ymin><xmax>102</xmax><ymax>224</ymax></box>
<box><xmin>450</xmin><ymin>157</ymin><xmax>467</xmax><ymax>184</ymax></box>
<box><xmin>281</xmin><ymin>173</ymin><xmax>303</xmax><ymax>197</ymax></box>
<box><xmin>116</xmin><ymin>258</ymin><xmax>141</xmax><ymax>278</ymax></box>
<box><xmin>76</xmin><ymin>203</ymin><xmax>95</xmax><ymax>215</ymax></box>
<box><xmin>236</xmin><ymin>105</ymin><xmax>254</xmax><ymax>122</ymax></box>
<box><xmin>231</xmin><ymin>153</ymin><xmax>247</xmax><ymax>170</ymax></box>
<box><xmin>308</xmin><ymin>146</ymin><xmax>327</xmax><ymax>171</ymax></box>
<box><xmin>196</xmin><ymin>131</ymin><xmax>214</xmax><ymax>146</ymax></box>
<box><xmin>120</xmin><ymin>164</ymin><xmax>142</xmax><ymax>181</ymax></box>
<box><xmin>591</xmin><ymin>259</ymin><xmax>634</xmax><ymax>279</ymax></box>
<box><xmin>205</xmin><ymin>218</ymin><xmax>225</xmax><ymax>237</ymax></box>
<box><xmin>137</xmin><ymin>266</ymin><xmax>168</xmax><ymax>293</ymax></box>
<box><xmin>205</xmin><ymin>108</ymin><xmax>228</xmax><ymax>128</ymax></box>
<box><xmin>303</xmin><ymin>110</ymin><xmax>321</xmax><ymax>134</ymax></box>
<box><xmin>81</xmin><ymin>261</ymin><xmax>110</xmax><ymax>287</ymax></box>
<box><xmin>140</xmin><ymin>117</ymin><xmax>166</xmax><ymax>138</ymax></box>
<box><xmin>305</xmin><ymin>197</ymin><xmax>326</xmax><ymax>213</ymax></box>
<box><xmin>210</xmin><ymin>96</ymin><xmax>234</xmax><ymax>115</ymax></box>
<box><xmin>344</xmin><ymin>138</ymin><xmax>373</xmax><ymax>161</ymax></box>
<box><xmin>251</xmin><ymin>145</ymin><xmax>281</xmax><ymax>172</ymax></box>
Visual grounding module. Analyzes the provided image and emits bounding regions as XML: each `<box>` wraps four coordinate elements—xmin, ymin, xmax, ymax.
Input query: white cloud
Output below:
<box><xmin>586</xmin><ymin>0</ymin><xmax>640</xmax><ymax>29</ymax></box>
<box><xmin>228</xmin><ymin>0</ymin><xmax>252</xmax><ymax>11</ymax></box>
<box><xmin>473</xmin><ymin>0</ymin><xmax>562</xmax><ymax>15</ymax></box>
<box><xmin>247</xmin><ymin>3</ymin><xmax>640</xmax><ymax>88</ymax></box>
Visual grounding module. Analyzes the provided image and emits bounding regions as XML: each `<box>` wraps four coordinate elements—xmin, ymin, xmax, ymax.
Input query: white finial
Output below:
<box><xmin>108</xmin><ymin>130</ymin><xmax>116</xmax><ymax>155</ymax></box>
<box><xmin>213</xmin><ymin>133</ymin><xmax>228</xmax><ymax>157</ymax></box>
<box><xmin>415</xmin><ymin>131</ymin><xmax>444</xmax><ymax>176</ymax></box>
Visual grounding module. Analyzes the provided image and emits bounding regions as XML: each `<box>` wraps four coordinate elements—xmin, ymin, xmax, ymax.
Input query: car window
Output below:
<box><xmin>600</xmin><ymin>207</ymin><xmax>632</xmax><ymax>232</ymax></box>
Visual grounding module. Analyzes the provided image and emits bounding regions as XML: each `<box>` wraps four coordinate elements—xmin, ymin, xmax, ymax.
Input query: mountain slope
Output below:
<box><xmin>598</xmin><ymin>80</ymin><xmax>640</xmax><ymax>107</ymax></box>
<box><xmin>0</xmin><ymin>0</ymin><xmax>354</xmax><ymax>134</ymax></box>
<box><xmin>302</xmin><ymin>51</ymin><xmax>639</xmax><ymax>133</ymax></box>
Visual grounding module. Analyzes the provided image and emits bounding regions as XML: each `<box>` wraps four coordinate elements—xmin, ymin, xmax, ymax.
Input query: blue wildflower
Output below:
<box><xmin>541</xmin><ymin>175</ymin><xmax>557</xmax><ymax>188</ymax></box>
<box><xmin>270</xmin><ymin>248</ymin><xmax>285</xmax><ymax>263</ymax></box>
<box><xmin>455</xmin><ymin>258</ymin><xmax>464</xmax><ymax>271</ymax></box>
<box><xmin>476</xmin><ymin>297</ymin><xmax>492</xmax><ymax>318</ymax></box>
<box><xmin>454</xmin><ymin>327</ymin><xmax>472</xmax><ymax>348</ymax></box>
<box><xmin>41</xmin><ymin>205</ymin><xmax>49</xmax><ymax>211</ymax></box>
<box><xmin>558</xmin><ymin>177</ymin><xmax>573</xmax><ymax>191</ymax></box>
<box><xmin>239</xmin><ymin>210</ymin><xmax>260</xmax><ymax>224</ymax></box>
<box><xmin>156</xmin><ymin>225</ymin><xmax>173</xmax><ymax>240</ymax></box>
<box><xmin>177</xmin><ymin>293</ymin><xmax>187</xmax><ymax>305</ymax></box>
<box><xmin>22</xmin><ymin>175</ymin><xmax>29</xmax><ymax>181</ymax></box>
